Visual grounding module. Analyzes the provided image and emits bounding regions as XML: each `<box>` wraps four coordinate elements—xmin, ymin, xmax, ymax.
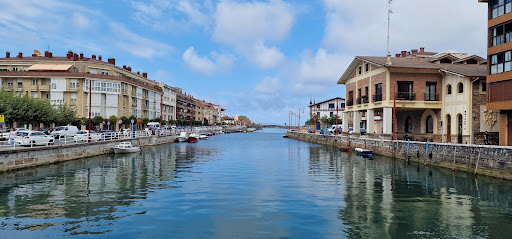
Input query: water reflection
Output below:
<box><xmin>1</xmin><ymin>130</ymin><xmax>512</xmax><ymax>238</ymax></box>
<box><xmin>0</xmin><ymin>143</ymin><xmax>221</xmax><ymax>236</ymax></box>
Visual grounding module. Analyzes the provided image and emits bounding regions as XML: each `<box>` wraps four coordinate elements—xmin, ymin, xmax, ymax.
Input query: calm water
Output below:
<box><xmin>1</xmin><ymin>128</ymin><xmax>512</xmax><ymax>238</ymax></box>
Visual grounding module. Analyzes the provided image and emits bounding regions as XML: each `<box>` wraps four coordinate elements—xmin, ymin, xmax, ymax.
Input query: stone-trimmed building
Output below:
<box><xmin>337</xmin><ymin>48</ymin><xmax>497</xmax><ymax>144</ymax></box>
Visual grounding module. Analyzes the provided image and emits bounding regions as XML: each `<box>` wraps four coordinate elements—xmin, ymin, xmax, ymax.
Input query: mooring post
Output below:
<box><xmin>474</xmin><ymin>150</ymin><xmax>482</xmax><ymax>176</ymax></box>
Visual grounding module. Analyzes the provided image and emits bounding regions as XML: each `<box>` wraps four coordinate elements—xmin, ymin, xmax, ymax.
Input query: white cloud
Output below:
<box><xmin>72</xmin><ymin>12</ymin><xmax>91</xmax><ymax>29</ymax></box>
<box><xmin>254</xmin><ymin>77</ymin><xmax>282</xmax><ymax>95</ymax></box>
<box><xmin>109</xmin><ymin>22</ymin><xmax>174</xmax><ymax>59</ymax></box>
<box><xmin>322</xmin><ymin>0</ymin><xmax>487</xmax><ymax>56</ymax></box>
<box><xmin>182</xmin><ymin>46</ymin><xmax>234</xmax><ymax>75</ymax></box>
<box><xmin>213</xmin><ymin>0</ymin><xmax>295</xmax><ymax>70</ymax></box>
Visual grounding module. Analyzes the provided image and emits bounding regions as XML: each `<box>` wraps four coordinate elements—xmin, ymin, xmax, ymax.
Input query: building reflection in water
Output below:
<box><xmin>303</xmin><ymin>145</ymin><xmax>512</xmax><ymax>238</ymax></box>
<box><xmin>0</xmin><ymin>143</ymin><xmax>220</xmax><ymax>235</ymax></box>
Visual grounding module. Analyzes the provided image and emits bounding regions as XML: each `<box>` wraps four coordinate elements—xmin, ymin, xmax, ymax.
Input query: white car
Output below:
<box><xmin>15</xmin><ymin>131</ymin><xmax>55</xmax><ymax>146</ymax></box>
<box><xmin>74</xmin><ymin>130</ymin><xmax>101</xmax><ymax>142</ymax></box>
<box><xmin>1</xmin><ymin>128</ymin><xmax>29</xmax><ymax>141</ymax></box>
<box><xmin>50</xmin><ymin>126</ymin><xmax>79</xmax><ymax>138</ymax></box>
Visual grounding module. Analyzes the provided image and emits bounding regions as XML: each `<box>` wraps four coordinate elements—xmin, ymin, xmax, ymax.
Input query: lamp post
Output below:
<box><xmin>88</xmin><ymin>79</ymin><xmax>92</xmax><ymax>143</ymax></box>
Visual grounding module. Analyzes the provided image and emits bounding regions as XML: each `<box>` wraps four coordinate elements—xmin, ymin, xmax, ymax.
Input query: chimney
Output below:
<box><xmin>92</xmin><ymin>54</ymin><xmax>96</xmax><ymax>60</ymax></box>
<box><xmin>108</xmin><ymin>58</ymin><xmax>115</xmax><ymax>65</ymax></box>
<box><xmin>401</xmin><ymin>51</ymin><xmax>407</xmax><ymax>57</ymax></box>
<box><xmin>80</xmin><ymin>53</ymin><xmax>84</xmax><ymax>59</ymax></box>
<box><xmin>123</xmin><ymin>65</ymin><xmax>126</xmax><ymax>70</ymax></box>
<box><xmin>73</xmin><ymin>53</ymin><xmax>78</xmax><ymax>61</ymax></box>
<box><xmin>127</xmin><ymin>66</ymin><xmax>132</xmax><ymax>72</ymax></box>
<box><xmin>48</xmin><ymin>52</ymin><xmax>52</xmax><ymax>58</ymax></box>
<box><xmin>395</xmin><ymin>53</ymin><xmax>401</xmax><ymax>58</ymax></box>
<box><xmin>143</xmin><ymin>72</ymin><xmax>147</xmax><ymax>78</ymax></box>
<box><xmin>67</xmin><ymin>50</ymin><xmax>73</xmax><ymax>59</ymax></box>
<box><xmin>98</xmin><ymin>55</ymin><xmax>102</xmax><ymax>61</ymax></box>
<box><xmin>6</xmin><ymin>51</ymin><xmax>10</xmax><ymax>58</ymax></box>
<box><xmin>411</xmin><ymin>49</ymin><xmax>418</xmax><ymax>54</ymax></box>
<box><xmin>420</xmin><ymin>47</ymin><xmax>425</xmax><ymax>53</ymax></box>
<box><xmin>44</xmin><ymin>51</ymin><xmax>49</xmax><ymax>57</ymax></box>
<box><xmin>137</xmin><ymin>71</ymin><xmax>140</xmax><ymax>75</ymax></box>
<box><xmin>18</xmin><ymin>52</ymin><xmax>23</xmax><ymax>58</ymax></box>
<box><xmin>32</xmin><ymin>53</ymin><xmax>38</xmax><ymax>57</ymax></box>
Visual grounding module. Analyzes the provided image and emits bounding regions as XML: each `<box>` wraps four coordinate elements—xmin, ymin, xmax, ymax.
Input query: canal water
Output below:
<box><xmin>1</xmin><ymin>128</ymin><xmax>512</xmax><ymax>238</ymax></box>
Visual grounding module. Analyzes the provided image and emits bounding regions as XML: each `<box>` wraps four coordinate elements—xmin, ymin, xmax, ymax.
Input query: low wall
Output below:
<box><xmin>0</xmin><ymin>135</ymin><xmax>177</xmax><ymax>172</ymax></box>
<box><xmin>288</xmin><ymin>132</ymin><xmax>512</xmax><ymax>180</ymax></box>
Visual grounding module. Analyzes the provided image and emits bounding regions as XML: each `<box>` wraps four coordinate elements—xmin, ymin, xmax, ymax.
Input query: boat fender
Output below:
<box><xmin>416</xmin><ymin>151</ymin><xmax>420</xmax><ymax>158</ymax></box>
<box><xmin>428</xmin><ymin>152</ymin><xmax>433</xmax><ymax>159</ymax></box>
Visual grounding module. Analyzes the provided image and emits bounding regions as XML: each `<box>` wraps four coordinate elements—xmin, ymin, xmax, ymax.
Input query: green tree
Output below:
<box><xmin>92</xmin><ymin>116</ymin><xmax>104</xmax><ymax>126</ymax></box>
<box><xmin>142</xmin><ymin>117</ymin><xmax>150</xmax><ymax>125</ymax></box>
<box><xmin>238</xmin><ymin>115</ymin><xmax>250</xmax><ymax>121</ymax></box>
<box><xmin>120</xmin><ymin>116</ymin><xmax>129</xmax><ymax>126</ymax></box>
<box><xmin>55</xmin><ymin>103</ymin><xmax>77</xmax><ymax>125</ymax></box>
<box><xmin>109</xmin><ymin>115</ymin><xmax>118</xmax><ymax>124</ymax></box>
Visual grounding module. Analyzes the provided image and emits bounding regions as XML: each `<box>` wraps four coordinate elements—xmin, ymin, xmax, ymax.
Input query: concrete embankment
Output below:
<box><xmin>287</xmin><ymin>131</ymin><xmax>512</xmax><ymax>180</ymax></box>
<box><xmin>0</xmin><ymin>135</ymin><xmax>176</xmax><ymax>172</ymax></box>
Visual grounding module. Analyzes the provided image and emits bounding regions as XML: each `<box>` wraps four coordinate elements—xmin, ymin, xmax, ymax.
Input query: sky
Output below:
<box><xmin>0</xmin><ymin>0</ymin><xmax>488</xmax><ymax>125</ymax></box>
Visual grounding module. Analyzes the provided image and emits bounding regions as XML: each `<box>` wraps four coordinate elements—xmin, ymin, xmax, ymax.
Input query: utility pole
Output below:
<box><xmin>336</xmin><ymin>98</ymin><xmax>339</xmax><ymax>136</ymax></box>
<box><xmin>88</xmin><ymin>79</ymin><xmax>92</xmax><ymax>143</ymax></box>
<box><xmin>393</xmin><ymin>84</ymin><xmax>396</xmax><ymax>140</ymax></box>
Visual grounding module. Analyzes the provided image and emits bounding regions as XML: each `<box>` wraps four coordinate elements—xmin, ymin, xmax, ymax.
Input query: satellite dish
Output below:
<box><xmin>34</xmin><ymin>50</ymin><xmax>41</xmax><ymax>56</ymax></box>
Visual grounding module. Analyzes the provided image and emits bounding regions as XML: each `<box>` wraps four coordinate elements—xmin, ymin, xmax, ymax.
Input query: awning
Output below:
<box><xmin>27</xmin><ymin>64</ymin><xmax>72</xmax><ymax>71</ymax></box>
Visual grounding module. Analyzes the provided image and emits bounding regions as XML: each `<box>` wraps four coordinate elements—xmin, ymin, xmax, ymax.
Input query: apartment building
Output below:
<box><xmin>337</xmin><ymin>48</ymin><xmax>495</xmax><ymax>144</ymax></box>
<box><xmin>159</xmin><ymin>83</ymin><xmax>178</xmax><ymax>121</ymax></box>
<box><xmin>479</xmin><ymin>0</ymin><xmax>512</xmax><ymax>145</ymax></box>
<box><xmin>176</xmin><ymin>91</ymin><xmax>194</xmax><ymax>122</ymax></box>
<box><xmin>309</xmin><ymin>97</ymin><xmax>346</xmax><ymax>119</ymax></box>
<box><xmin>0</xmin><ymin>50</ymin><xmax>162</xmax><ymax>120</ymax></box>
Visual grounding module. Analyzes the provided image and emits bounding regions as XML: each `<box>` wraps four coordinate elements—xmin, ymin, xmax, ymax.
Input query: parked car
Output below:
<box><xmin>50</xmin><ymin>126</ymin><xmax>79</xmax><ymax>138</ymax></box>
<box><xmin>74</xmin><ymin>130</ymin><xmax>101</xmax><ymax>142</ymax></box>
<box><xmin>319</xmin><ymin>129</ymin><xmax>330</xmax><ymax>135</ymax></box>
<box><xmin>15</xmin><ymin>130</ymin><xmax>55</xmax><ymax>146</ymax></box>
<box><xmin>348</xmin><ymin>128</ymin><xmax>367</xmax><ymax>135</ymax></box>
<box><xmin>100</xmin><ymin>130</ymin><xmax>118</xmax><ymax>140</ymax></box>
<box><xmin>1</xmin><ymin>128</ymin><xmax>29</xmax><ymax>141</ymax></box>
<box><xmin>308</xmin><ymin>128</ymin><xmax>314</xmax><ymax>133</ymax></box>
<box><xmin>328</xmin><ymin>125</ymin><xmax>343</xmax><ymax>134</ymax></box>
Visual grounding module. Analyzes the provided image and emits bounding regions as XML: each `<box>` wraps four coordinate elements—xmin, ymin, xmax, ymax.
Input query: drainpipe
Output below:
<box><xmin>470</xmin><ymin>77</ymin><xmax>480</xmax><ymax>145</ymax></box>
<box><xmin>439</xmin><ymin>70</ymin><xmax>445</xmax><ymax>143</ymax></box>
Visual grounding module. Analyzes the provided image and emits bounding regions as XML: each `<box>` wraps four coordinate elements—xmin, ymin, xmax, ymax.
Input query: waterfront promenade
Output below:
<box><xmin>287</xmin><ymin>130</ymin><xmax>512</xmax><ymax>180</ymax></box>
<box><xmin>0</xmin><ymin>126</ymin><xmax>247</xmax><ymax>172</ymax></box>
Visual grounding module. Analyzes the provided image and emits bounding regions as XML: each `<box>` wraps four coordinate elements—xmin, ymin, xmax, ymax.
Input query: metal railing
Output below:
<box><xmin>356</xmin><ymin>98</ymin><xmax>361</xmax><ymax>104</ymax></box>
<box><xmin>396</xmin><ymin>92</ymin><xmax>416</xmax><ymax>101</ymax></box>
<box><xmin>373</xmin><ymin>94</ymin><xmax>383</xmax><ymax>102</ymax></box>
<box><xmin>347</xmin><ymin>100</ymin><xmax>353</xmax><ymax>106</ymax></box>
<box><xmin>424</xmin><ymin>93</ymin><xmax>439</xmax><ymax>101</ymax></box>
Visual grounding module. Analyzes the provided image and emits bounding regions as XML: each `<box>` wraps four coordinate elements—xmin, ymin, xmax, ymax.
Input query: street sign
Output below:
<box><xmin>131</xmin><ymin>119</ymin><xmax>135</xmax><ymax>124</ymax></box>
<box><xmin>118</xmin><ymin>119</ymin><xmax>123</xmax><ymax>125</ymax></box>
<box><xmin>107</xmin><ymin>121</ymin><xmax>111</xmax><ymax>125</ymax></box>
<box><xmin>0</xmin><ymin>115</ymin><xmax>4</xmax><ymax>125</ymax></box>
<box><xmin>137</xmin><ymin>119</ymin><xmax>142</xmax><ymax>124</ymax></box>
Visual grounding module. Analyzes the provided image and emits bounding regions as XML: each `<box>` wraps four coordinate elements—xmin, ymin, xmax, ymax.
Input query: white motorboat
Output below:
<box><xmin>199</xmin><ymin>133</ymin><xmax>209</xmax><ymax>140</ymax></box>
<box><xmin>247</xmin><ymin>127</ymin><xmax>256</xmax><ymax>132</ymax></box>
<box><xmin>188</xmin><ymin>133</ymin><xmax>199</xmax><ymax>143</ymax></box>
<box><xmin>178</xmin><ymin>132</ymin><xmax>188</xmax><ymax>142</ymax></box>
<box><xmin>355</xmin><ymin>148</ymin><xmax>373</xmax><ymax>155</ymax></box>
<box><xmin>113</xmin><ymin>142</ymin><xmax>141</xmax><ymax>154</ymax></box>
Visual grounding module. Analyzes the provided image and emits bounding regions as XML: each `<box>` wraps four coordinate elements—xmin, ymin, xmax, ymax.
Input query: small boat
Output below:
<box><xmin>178</xmin><ymin>132</ymin><xmax>188</xmax><ymax>142</ymax></box>
<box><xmin>247</xmin><ymin>127</ymin><xmax>256</xmax><ymax>132</ymax></box>
<box><xmin>113</xmin><ymin>142</ymin><xmax>141</xmax><ymax>154</ymax></box>
<box><xmin>188</xmin><ymin>133</ymin><xmax>199</xmax><ymax>143</ymax></box>
<box><xmin>199</xmin><ymin>133</ymin><xmax>209</xmax><ymax>140</ymax></box>
<box><xmin>337</xmin><ymin>146</ymin><xmax>352</xmax><ymax>152</ymax></box>
<box><xmin>282</xmin><ymin>135</ymin><xmax>289</xmax><ymax>138</ymax></box>
<box><xmin>355</xmin><ymin>148</ymin><xmax>373</xmax><ymax>155</ymax></box>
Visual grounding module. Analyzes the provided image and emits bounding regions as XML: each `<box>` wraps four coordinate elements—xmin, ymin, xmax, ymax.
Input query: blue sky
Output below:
<box><xmin>0</xmin><ymin>0</ymin><xmax>487</xmax><ymax>124</ymax></box>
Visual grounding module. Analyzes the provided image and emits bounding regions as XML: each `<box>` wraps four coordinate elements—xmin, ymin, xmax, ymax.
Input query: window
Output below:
<box><xmin>358</xmin><ymin>66</ymin><xmax>362</xmax><ymax>75</ymax></box>
<box><xmin>482</xmin><ymin>81</ymin><xmax>487</xmax><ymax>92</ymax></box>
<box><xmin>397</xmin><ymin>81</ymin><xmax>414</xmax><ymax>100</ymax></box>
<box><xmin>70</xmin><ymin>93</ymin><xmax>77</xmax><ymax>103</ymax></box>
<box><xmin>330</xmin><ymin>112</ymin><xmax>334</xmax><ymax>117</ymax></box>
<box><xmin>440</xmin><ymin>58</ymin><xmax>452</xmax><ymax>64</ymax></box>
<box><xmin>426</xmin><ymin>115</ymin><xmax>434</xmax><ymax>133</ymax></box>
<box><xmin>491</xmin><ymin>51</ymin><xmax>512</xmax><ymax>75</ymax></box>
<box><xmin>458</xmin><ymin>82</ymin><xmax>464</xmax><ymax>94</ymax></box>
<box><xmin>51</xmin><ymin>83</ymin><xmax>56</xmax><ymax>89</ymax></box>
<box><xmin>491</xmin><ymin>0</ymin><xmax>512</xmax><ymax>19</ymax></box>
<box><xmin>365</xmin><ymin>63</ymin><xmax>369</xmax><ymax>72</ymax></box>
<box><xmin>12</xmin><ymin>67</ymin><xmax>17</xmax><ymax>71</ymax></box>
<box><xmin>69</xmin><ymin>80</ymin><xmax>77</xmax><ymax>90</ymax></box>
<box><xmin>101</xmin><ymin>70</ymin><xmax>109</xmax><ymax>75</ymax></box>
<box><xmin>32</xmin><ymin>79</ymin><xmax>38</xmax><ymax>85</ymax></box>
<box><xmin>425</xmin><ymin>82</ymin><xmax>437</xmax><ymax>101</ymax></box>
<box><xmin>328</xmin><ymin>103</ymin><xmax>334</xmax><ymax>109</ymax></box>
<box><xmin>405</xmin><ymin>116</ymin><xmax>412</xmax><ymax>133</ymax></box>
<box><xmin>17</xmin><ymin>80</ymin><xmax>22</xmax><ymax>88</ymax></box>
<box><xmin>447</xmin><ymin>84</ymin><xmax>452</xmax><ymax>95</ymax></box>
<box><xmin>31</xmin><ymin>92</ymin><xmax>38</xmax><ymax>98</ymax></box>
<box><xmin>374</xmin><ymin>83</ymin><xmax>383</xmax><ymax>102</ymax></box>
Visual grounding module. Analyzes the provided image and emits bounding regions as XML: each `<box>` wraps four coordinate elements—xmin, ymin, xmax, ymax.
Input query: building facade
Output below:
<box><xmin>0</xmin><ymin>51</ymin><xmax>163</xmax><ymax>121</ymax></box>
<box><xmin>480</xmin><ymin>0</ymin><xmax>512</xmax><ymax>145</ymax></box>
<box><xmin>159</xmin><ymin>83</ymin><xmax>177</xmax><ymax>121</ymax></box>
<box><xmin>309</xmin><ymin>97</ymin><xmax>346</xmax><ymax>120</ymax></box>
<box><xmin>337</xmin><ymin>48</ymin><xmax>496</xmax><ymax>144</ymax></box>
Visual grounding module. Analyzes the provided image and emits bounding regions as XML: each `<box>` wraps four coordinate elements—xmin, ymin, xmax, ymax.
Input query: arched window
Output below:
<box><xmin>426</xmin><ymin>115</ymin><xmax>434</xmax><ymax>133</ymax></box>
<box><xmin>405</xmin><ymin>116</ymin><xmax>412</xmax><ymax>133</ymax></box>
<box><xmin>458</xmin><ymin>82</ymin><xmax>464</xmax><ymax>93</ymax></box>
<box><xmin>447</xmin><ymin>85</ymin><xmax>452</xmax><ymax>95</ymax></box>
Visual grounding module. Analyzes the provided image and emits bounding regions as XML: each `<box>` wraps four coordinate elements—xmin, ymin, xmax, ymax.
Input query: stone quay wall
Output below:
<box><xmin>288</xmin><ymin>131</ymin><xmax>512</xmax><ymax>180</ymax></box>
<box><xmin>0</xmin><ymin>135</ymin><xmax>177</xmax><ymax>172</ymax></box>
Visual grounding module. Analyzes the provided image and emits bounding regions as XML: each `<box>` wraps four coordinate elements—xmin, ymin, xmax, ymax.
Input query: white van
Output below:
<box><xmin>50</xmin><ymin>126</ymin><xmax>79</xmax><ymax>138</ymax></box>
<box><xmin>147</xmin><ymin>122</ymin><xmax>160</xmax><ymax>129</ymax></box>
<box><xmin>328</xmin><ymin>124</ymin><xmax>343</xmax><ymax>133</ymax></box>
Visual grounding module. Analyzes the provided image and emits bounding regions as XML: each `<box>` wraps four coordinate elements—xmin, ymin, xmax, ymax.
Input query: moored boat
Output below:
<box><xmin>113</xmin><ymin>142</ymin><xmax>141</xmax><ymax>154</ymax></box>
<box><xmin>199</xmin><ymin>133</ymin><xmax>209</xmax><ymax>140</ymax></box>
<box><xmin>247</xmin><ymin>127</ymin><xmax>256</xmax><ymax>132</ymax></box>
<box><xmin>337</xmin><ymin>146</ymin><xmax>352</xmax><ymax>152</ymax></box>
<box><xmin>178</xmin><ymin>132</ymin><xmax>188</xmax><ymax>142</ymax></box>
<box><xmin>355</xmin><ymin>148</ymin><xmax>373</xmax><ymax>155</ymax></box>
<box><xmin>188</xmin><ymin>133</ymin><xmax>199</xmax><ymax>143</ymax></box>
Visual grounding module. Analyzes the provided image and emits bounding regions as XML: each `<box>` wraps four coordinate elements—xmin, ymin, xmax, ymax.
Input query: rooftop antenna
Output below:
<box><xmin>386</xmin><ymin>0</ymin><xmax>393</xmax><ymax>65</ymax></box>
